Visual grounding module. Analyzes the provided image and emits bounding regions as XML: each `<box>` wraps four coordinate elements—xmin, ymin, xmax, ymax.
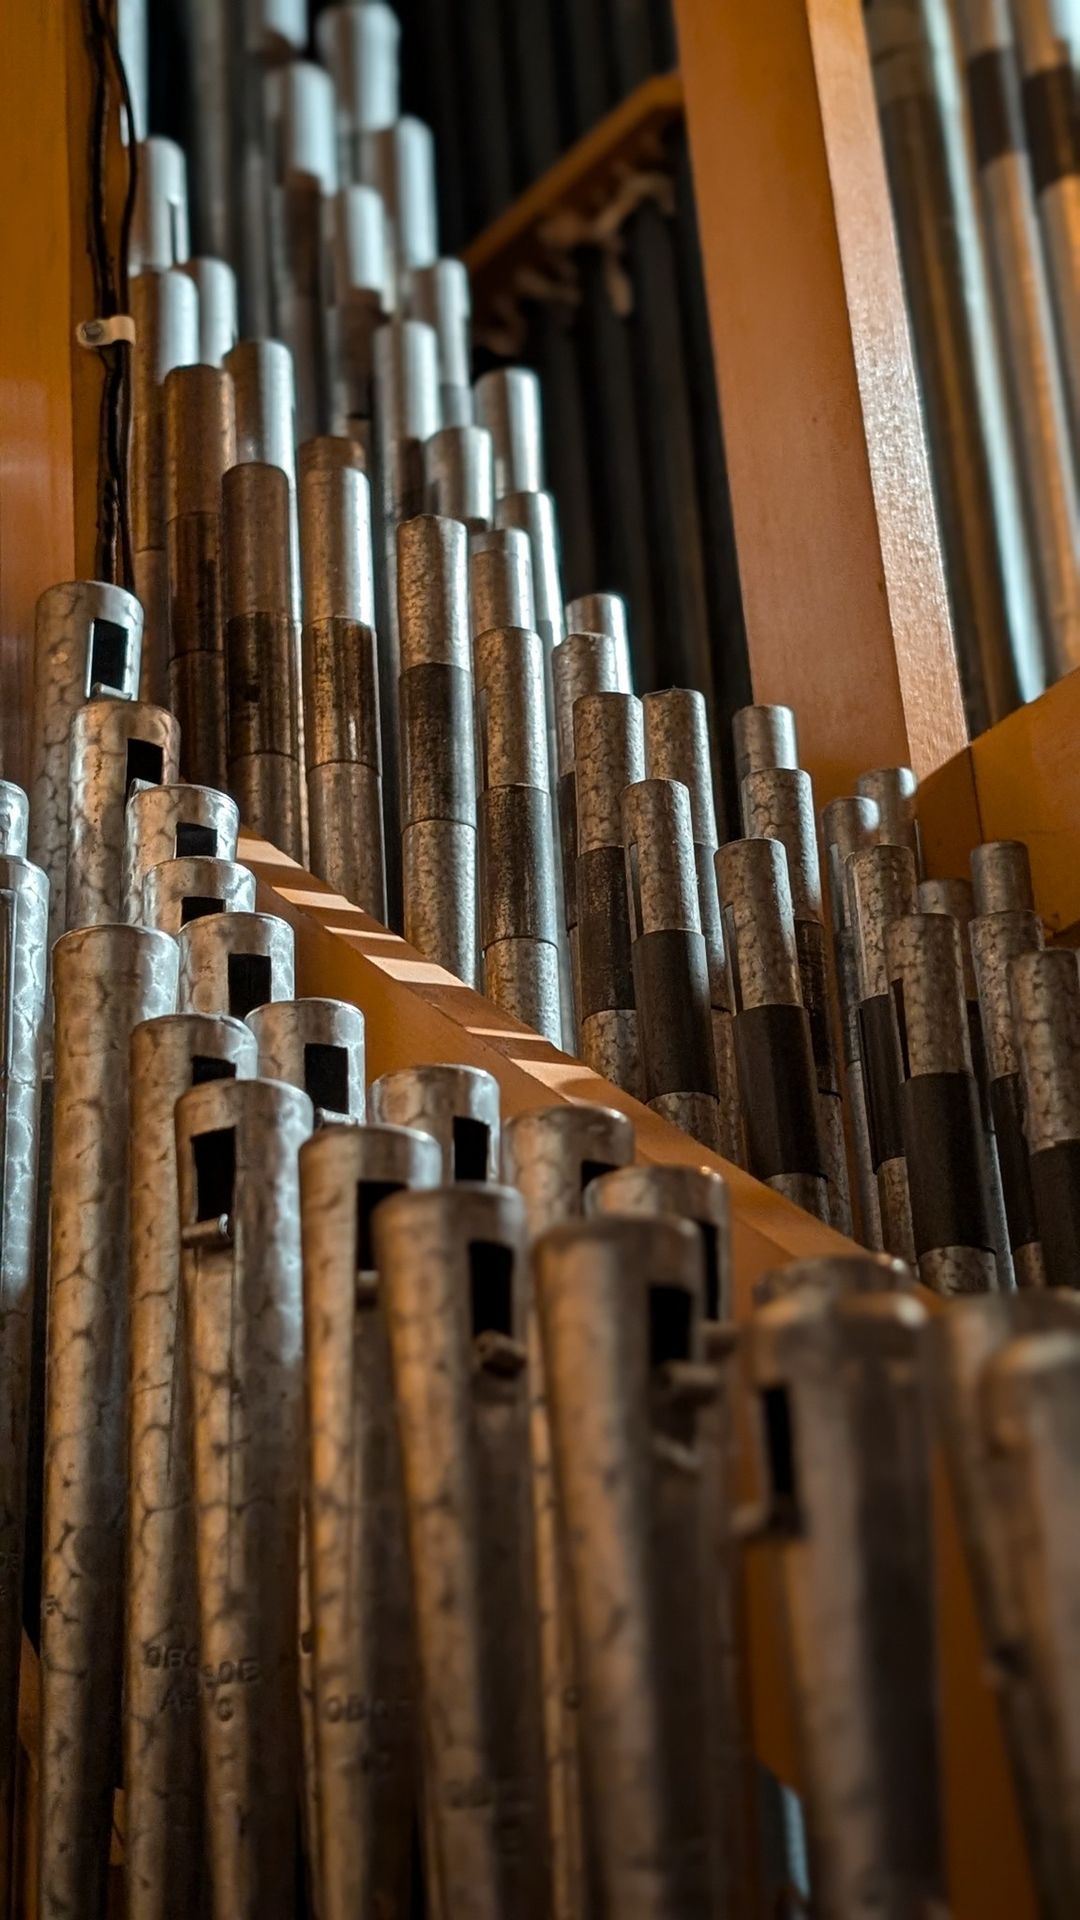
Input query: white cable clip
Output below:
<box><xmin>75</xmin><ymin>314</ymin><xmax>136</xmax><ymax>349</ymax></box>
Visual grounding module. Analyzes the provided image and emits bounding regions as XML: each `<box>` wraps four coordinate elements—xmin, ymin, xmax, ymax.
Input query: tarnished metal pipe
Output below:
<box><xmin>247</xmin><ymin>997</ymin><xmax>366</xmax><ymax>1124</ymax></box>
<box><xmin>298</xmin><ymin>442</ymin><xmax>385</xmax><ymax>916</ymax></box>
<box><xmin>125</xmin><ymin>1012</ymin><xmax>257</xmax><ymax>1920</ymax></box>
<box><xmin>369</xmin><ymin>1062</ymin><xmax>500</xmax><ymax>1181</ymax></box>
<box><xmin>177</xmin><ymin>910</ymin><xmax>296</xmax><ymax>1019</ymax></box>
<box><xmin>397</xmin><ymin>515</ymin><xmax>478</xmax><ymax>982</ymax></box>
<box><xmin>887</xmin><ymin>911</ymin><xmax>998</xmax><ymax>1293</ymax></box>
<box><xmin>0</xmin><ymin>856</ymin><xmax>47</xmax><ymax>1909</ymax></box>
<box><xmin>425</xmin><ymin>425</ymin><xmax>494</xmax><ymax>530</ymax></box>
<box><xmin>373</xmin><ymin>317</ymin><xmax>440</xmax><ymax>843</ymax></box>
<box><xmin>743</xmin><ymin>1280</ymin><xmax>944</xmax><ymax>1920</ymax></box>
<box><xmin>470</xmin><ymin>527</ymin><xmax>535</xmax><ymax>642</ymax></box>
<box><xmin>1011</xmin><ymin>947</ymin><xmax>1080</xmax><ymax>1288</ymax></box>
<box><xmin>318</xmin><ymin>1</ymin><xmax>401</xmax><ymax>179</ymax></box>
<box><xmin>972</xmin><ymin>902</ymin><xmax>1046</xmax><ymax>1285</ymax></box>
<box><xmin>0</xmin><ymin>783</ymin><xmax>29</xmax><ymax>859</ymax></box>
<box><xmin>225</xmin><ymin>338</ymin><xmax>301</xmax><ymax>621</ymax></box>
<box><xmin>29</xmin><ymin>581</ymin><xmax>143</xmax><ymax>971</ymax></box>
<box><xmin>552</xmin><ymin>635</ymin><xmax>626</xmax><ymax>1044</ymax></box>
<box><xmin>1010</xmin><ymin>0</ymin><xmax>1080</xmax><ymax>462</ymax></box>
<box><xmin>716</xmin><ymin>836</ymin><xmax>830</xmax><ymax>1220</ymax></box>
<box><xmin>180</xmin><ymin>257</ymin><xmax>239</xmax><ymax>367</ymax></box>
<box><xmin>130</xmin><ymin>271</ymin><xmax>199</xmax><ymax>705</ymax></box>
<box><xmin>972</xmin><ymin>836</ymin><xmax>1036</xmax><ymax>915</ymax></box>
<box><xmin>374</xmin><ymin>1183</ymin><xmax>550</xmax><ymax>1919</ymax></box>
<box><xmin>847</xmin><ymin>843</ymin><xmax>920</xmax><ymax>1259</ymax></box>
<box><xmin>821</xmin><ymin>795</ymin><xmax>882</xmax><ymax>1244</ymax></box>
<box><xmin>563</xmin><ymin>592</ymin><xmax>632</xmax><ymax>692</ymax></box>
<box><xmin>123</xmin><ymin>782</ymin><xmax>240</xmax><ymax>923</ymax></box>
<box><xmin>412</xmin><ymin>259</ymin><xmax>473</xmax><ymax>427</ymax></box>
<box><xmin>502</xmin><ymin>1102</ymin><xmax>635</xmax><ymax>1920</ymax></box>
<box><xmin>731</xmin><ymin>704</ymin><xmax>798</xmax><ymax>803</ymax></box>
<box><xmin>176</xmin><ymin>1075</ymin><xmax>312</xmax><ymax>1919</ymax></box>
<box><xmin>165</xmin><ymin>365</ymin><xmax>236</xmax><ymax>790</ymax></box>
<box><xmin>325</xmin><ymin>186</ymin><xmax>389</xmax><ymax>448</ymax></box>
<box><xmin>856</xmin><ymin>765</ymin><xmax>920</xmax><ymax>864</ymax></box>
<box><xmin>475</xmin><ymin>625</ymin><xmax>561</xmax><ymax>1042</ymax></box>
<box><xmin>267</xmin><ymin>62</ymin><xmax>337</xmax><ymax>442</ymax></box>
<box><xmin>622</xmin><ymin>778</ymin><xmax>720</xmax><ymax>1146</ymax></box>
<box><xmin>919</xmin><ymin>873</ymin><xmax>1015</xmax><ymax>1286</ymax></box>
<box><xmin>66</xmin><ymin>700</ymin><xmax>181</xmax><ymax>929</ymax></box>
<box><xmin>474</xmin><ymin>367</ymin><xmax>543</xmax><ymax>500</ymax></box>
<box><xmin>223</xmin><ymin>461</ymin><xmax>304</xmax><ymax>859</ymax></box>
<box><xmin>141</xmin><ymin>857</ymin><xmax>256</xmax><ymax>936</ymax></box>
<box><xmin>299</xmin><ymin>1120</ymin><xmax>441</xmax><ymax>1920</ymax></box>
<box><xmin>40</xmin><ymin>925</ymin><xmax>178</xmax><ymax>1919</ymax></box>
<box><xmin>535</xmin><ymin>1214</ymin><xmax>730</xmax><ymax>1919</ymax></box>
<box><xmin>743</xmin><ymin>765</ymin><xmax>852</xmax><ymax>1228</ymax></box>
<box><xmin>574</xmin><ymin>691</ymin><xmax>645</xmax><ymax>1095</ymax></box>
<box><xmin>929</xmin><ymin>1290</ymin><xmax>1080</xmax><ymax>1916</ymax></box>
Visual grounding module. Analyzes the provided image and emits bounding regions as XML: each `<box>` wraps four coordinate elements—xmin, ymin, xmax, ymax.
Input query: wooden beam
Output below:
<box><xmin>672</xmin><ymin>0</ymin><xmax>967</xmax><ymax>806</ymax></box>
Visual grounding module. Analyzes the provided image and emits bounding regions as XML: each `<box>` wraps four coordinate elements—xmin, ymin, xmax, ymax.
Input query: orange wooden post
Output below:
<box><xmin>672</xmin><ymin>0</ymin><xmax>967</xmax><ymax>805</ymax></box>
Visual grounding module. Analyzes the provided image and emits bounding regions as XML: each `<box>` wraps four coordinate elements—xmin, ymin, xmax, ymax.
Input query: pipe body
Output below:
<box><xmin>574</xmin><ymin>692</ymin><xmax>645</xmax><ymax>1096</ymax></box>
<box><xmin>123</xmin><ymin>783</ymin><xmax>240</xmax><ymax>923</ymax></box>
<box><xmin>223</xmin><ymin>461</ymin><xmax>304</xmax><ymax>859</ymax></box>
<box><xmin>971</xmin><ymin>904</ymin><xmax>1047</xmax><ymax>1286</ymax></box>
<box><xmin>246</xmin><ymin>997</ymin><xmax>366</xmax><ymax>1124</ymax></box>
<box><xmin>131</xmin><ymin>271</ymin><xmax>199</xmax><ymax>705</ymax></box>
<box><xmin>177</xmin><ymin>911</ymin><xmax>296</xmax><ymax>1018</ymax></box>
<box><xmin>165</xmin><ymin>366</ymin><xmax>236</xmax><ymax>789</ymax></box>
<box><xmin>369</xmin><ymin>1064</ymin><xmax>500</xmax><ymax>1181</ymax></box>
<box><xmin>847</xmin><ymin>844</ymin><xmax>920</xmax><ymax>1259</ymax></box>
<box><xmin>1011</xmin><ymin>948</ymin><xmax>1080</xmax><ymax>1287</ymax></box>
<box><xmin>40</xmin><ymin>926</ymin><xmax>178</xmax><ymax>1918</ymax></box>
<box><xmin>141</xmin><ymin>856</ymin><xmax>256</xmax><ymax>936</ymax></box>
<box><xmin>66</xmin><ymin>701</ymin><xmax>181</xmax><ymax>929</ymax></box>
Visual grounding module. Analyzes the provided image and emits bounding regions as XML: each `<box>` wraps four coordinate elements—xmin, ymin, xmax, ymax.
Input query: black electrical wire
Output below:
<box><xmin>82</xmin><ymin>0</ymin><xmax>139</xmax><ymax>591</ymax></box>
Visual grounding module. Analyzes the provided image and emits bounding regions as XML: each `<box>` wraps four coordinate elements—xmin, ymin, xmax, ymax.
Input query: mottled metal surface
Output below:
<box><xmin>731</xmin><ymin>703</ymin><xmax>798</xmax><ymax>797</ymax></box>
<box><xmin>857</xmin><ymin>765</ymin><xmax>920</xmax><ymax>860</ymax></box>
<box><xmin>586</xmin><ymin>1162</ymin><xmax>731</xmax><ymax>1317</ymax></box>
<box><xmin>847</xmin><ymin>843</ymin><xmax>918</xmax><ymax>1001</ymax></box>
<box><xmin>369</xmin><ymin>1063</ymin><xmax>500</xmax><ymax>1181</ymax></box>
<box><xmin>142</xmin><ymin>856</ymin><xmax>255</xmax><ymax>936</ymax></box>
<box><xmin>643</xmin><ymin>687</ymin><xmax>719</xmax><ymax>849</ymax></box>
<box><xmin>401</xmin><ymin>819</ymin><xmax>478</xmax><ymax>983</ymax></box>
<box><xmin>971</xmin><ymin>838</ymin><xmax>1035</xmax><ymax>917</ymax></box>
<box><xmin>0</xmin><ymin>858</ymin><xmax>47</xmax><ymax>1906</ymax></box>
<box><xmin>0</xmin><ymin>783</ymin><xmax>29</xmax><ymax>859</ymax></box>
<box><xmin>412</xmin><ymin>259</ymin><xmax>472</xmax><ymax>425</ymax></box>
<box><xmin>929</xmin><ymin>1292</ymin><xmax>1080</xmax><ymax>1916</ymax></box>
<box><xmin>502</xmin><ymin>1104</ymin><xmax>634</xmax><ymax>1236</ymax></box>
<box><xmin>123</xmin><ymin>782</ymin><xmax>240</xmax><ymax>923</ymax></box>
<box><xmin>972</xmin><ymin>908</ymin><xmax>1044</xmax><ymax>1082</ymax></box>
<box><xmin>125</xmin><ymin>1013</ymin><xmax>256</xmax><ymax>1920</ymax></box>
<box><xmin>887</xmin><ymin>912</ymin><xmax>971</xmax><ymax>1076</ymax></box>
<box><xmin>474</xmin><ymin>627</ymin><xmax>549</xmax><ymax>792</ymax></box>
<box><xmin>375</xmin><ymin>1184</ymin><xmax>549</xmax><ymax>1918</ymax></box>
<box><xmin>177</xmin><ymin>910</ymin><xmax>296</xmax><ymax>1017</ymax></box>
<box><xmin>176</xmin><ymin>1076</ymin><xmax>312</xmax><ymax>1919</ymax></box>
<box><xmin>397</xmin><ymin>513</ymin><xmax>470</xmax><ymax>671</ymax></box>
<box><xmin>425</xmin><ymin>425</ymin><xmax>494</xmax><ymax>529</ymax></box>
<box><xmin>29</xmin><ymin>581</ymin><xmax>143</xmax><ymax>971</ymax></box>
<box><xmin>326</xmin><ymin>190</ymin><xmax>387</xmax><ymax>434</ymax></box>
<box><xmin>470</xmin><ymin>528</ymin><xmax>535</xmax><ymax>640</ymax></box>
<box><xmin>579</xmin><ymin>1009</ymin><xmax>643</xmax><ymax>1100</ymax></box>
<box><xmin>247</xmin><ymin>997</ymin><xmax>366</xmax><ymax>1123</ymax></box>
<box><xmin>755</xmin><ymin>1250</ymin><xmax>914</xmax><ymax>1304</ymax></box>
<box><xmin>307</xmin><ymin>763</ymin><xmax>386</xmax><ymax>919</ymax></box>
<box><xmin>1011</xmin><ymin>948</ymin><xmax>1080</xmax><ymax>1152</ymax></box>
<box><xmin>551</xmin><ymin>633</ymin><xmax>624</xmax><ymax>780</ymax></box>
<box><xmin>66</xmin><ymin>700</ymin><xmax>181</xmax><ymax>929</ymax></box>
<box><xmin>623</xmin><ymin>779</ymin><xmax>699</xmax><ymax>934</ymax></box>
<box><xmin>41</xmin><ymin>926</ymin><xmax>178</xmax><ymax>1919</ymax></box>
<box><xmin>535</xmin><ymin>1215</ymin><xmax>731</xmax><ymax>1919</ymax></box>
<box><xmin>742</xmin><ymin>765</ymin><xmax>821</xmax><ymax>923</ymax></box>
<box><xmin>574</xmin><ymin>692</ymin><xmax>644</xmax><ymax>855</ymax></box>
<box><xmin>130</xmin><ymin>271</ymin><xmax>199</xmax><ymax>705</ymax></box>
<box><xmin>482</xmin><ymin>938</ymin><xmax>561</xmax><ymax>1045</ymax></box>
<box><xmin>223</xmin><ymin>462</ymin><xmax>304</xmax><ymax>860</ymax></box>
<box><xmin>473</xmin><ymin>368</ymin><xmax>543</xmax><ymax>499</ymax></box>
<box><xmin>563</xmin><ymin>594</ymin><xmax>632</xmax><ymax>692</ymax></box>
<box><xmin>716</xmin><ymin>836</ymin><xmax>801</xmax><ymax>1009</ymax></box>
<box><xmin>745</xmin><ymin>1285</ymin><xmax>943</xmax><ymax>1920</ymax></box>
<box><xmin>495</xmin><ymin>492</ymin><xmax>566</xmax><ymax>659</ymax></box>
<box><xmin>878</xmin><ymin>1155</ymin><xmax>917</xmax><ymax>1267</ymax></box>
<box><xmin>299</xmin><ymin>1121</ymin><xmax>440</xmax><ymax>1920</ymax></box>
<box><xmin>165</xmin><ymin>366</ymin><xmax>236</xmax><ymax>789</ymax></box>
<box><xmin>317</xmin><ymin>1</ymin><xmax>400</xmax><ymax>173</ymax></box>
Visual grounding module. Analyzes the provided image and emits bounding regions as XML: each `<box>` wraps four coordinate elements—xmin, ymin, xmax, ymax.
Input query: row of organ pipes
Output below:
<box><xmin>3</xmin><ymin>0</ymin><xmax>1080</xmax><ymax>1914</ymax></box>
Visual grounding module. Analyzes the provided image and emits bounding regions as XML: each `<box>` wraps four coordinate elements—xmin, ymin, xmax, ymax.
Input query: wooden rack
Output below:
<box><xmin>2</xmin><ymin>2</ymin><xmax>1065</xmax><ymax>1914</ymax></box>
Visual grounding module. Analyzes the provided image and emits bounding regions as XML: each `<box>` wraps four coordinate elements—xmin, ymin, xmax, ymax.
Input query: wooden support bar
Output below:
<box><xmin>673</xmin><ymin>0</ymin><xmax>967</xmax><ymax>806</ymax></box>
<box><xmin>920</xmin><ymin>668</ymin><xmax>1080</xmax><ymax>937</ymax></box>
<box><xmin>463</xmin><ymin>72</ymin><xmax>684</xmax><ymax>337</ymax></box>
